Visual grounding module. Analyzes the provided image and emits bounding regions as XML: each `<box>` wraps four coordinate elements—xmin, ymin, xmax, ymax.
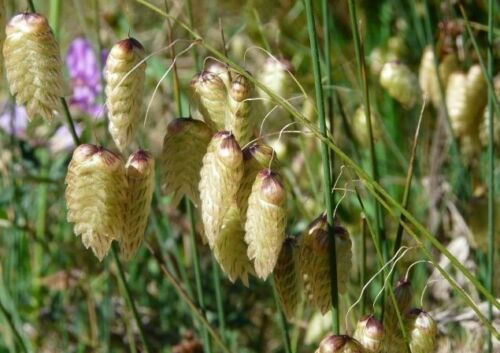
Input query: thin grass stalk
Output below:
<box><xmin>272</xmin><ymin>279</ymin><xmax>292</xmax><ymax>353</ymax></box>
<box><xmin>49</xmin><ymin>0</ymin><xmax>61</xmax><ymax>39</ymax></box>
<box><xmin>135</xmin><ymin>0</ymin><xmax>500</xmax><ymax>316</ymax></box>
<box><xmin>34</xmin><ymin>151</ymin><xmax>48</xmax><ymax>305</ymax></box>
<box><xmin>303</xmin><ymin>0</ymin><xmax>339</xmax><ymax>333</ymax></box>
<box><xmin>185</xmin><ymin>0</ymin><xmax>200</xmax><ymax>70</ymax></box>
<box><xmin>0</xmin><ymin>297</ymin><xmax>29</xmax><ymax>353</ymax></box>
<box><xmin>27</xmin><ymin>0</ymin><xmax>35</xmax><ymax>11</ymax></box>
<box><xmin>360</xmin><ymin>216</ymin><xmax>367</xmax><ymax>314</ymax></box>
<box><xmin>486</xmin><ymin>0</ymin><xmax>495</xmax><ymax>351</ymax></box>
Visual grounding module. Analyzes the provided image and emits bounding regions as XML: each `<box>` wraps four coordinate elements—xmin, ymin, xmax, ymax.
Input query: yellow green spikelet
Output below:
<box><xmin>105</xmin><ymin>37</ymin><xmax>146</xmax><ymax>151</ymax></box>
<box><xmin>299</xmin><ymin>214</ymin><xmax>352</xmax><ymax>314</ymax></box>
<box><xmin>191</xmin><ymin>71</ymin><xmax>227</xmax><ymax>130</ymax></box>
<box><xmin>244</xmin><ymin>169</ymin><xmax>287</xmax><ymax>279</ymax></box>
<box><xmin>65</xmin><ymin>144</ymin><xmax>127</xmax><ymax>261</ymax></box>
<box><xmin>380</xmin><ymin>61</ymin><xmax>421</xmax><ymax>109</ymax></box>
<box><xmin>121</xmin><ymin>150</ymin><xmax>155</xmax><ymax>260</ymax></box>
<box><xmin>161</xmin><ymin>118</ymin><xmax>212</xmax><ymax>207</ymax></box>
<box><xmin>316</xmin><ymin>335</ymin><xmax>366</xmax><ymax>353</ymax></box>
<box><xmin>199</xmin><ymin>131</ymin><xmax>243</xmax><ymax>248</ymax></box>
<box><xmin>382</xmin><ymin>279</ymin><xmax>412</xmax><ymax>353</ymax></box>
<box><xmin>479</xmin><ymin>74</ymin><xmax>500</xmax><ymax>148</ymax></box>
<box><xmin>273</xmin><ymin>236</ymin><xmax>300</xmax><ymax>320</ymax></box>
<box><xmin>213</xmin><ymin>205</ymin><xmax>254</xmax><ymax>286</ymax></box>
<box><xmin>225</xmin><ymin>73</ymin><xmax>254</xmax><ymax>145</ymax></box>
<box><xmin>3</xmin><ymin>12</ymin><xmax>65</xmax><ymax>121</ymax></box>
<box><xmin>353</xmin><ymin>315</ymin><xmax>384</xmax><ymax>353</ymax></box>
<box><xmin>351</xmin><ymin>106</ymin><xmax>382</xmax><ymax>147</ymax></box>
<box><xmin>406</xmin><ymin>309</ymin><xmax>437</xmax><ymax>353</ymax></box>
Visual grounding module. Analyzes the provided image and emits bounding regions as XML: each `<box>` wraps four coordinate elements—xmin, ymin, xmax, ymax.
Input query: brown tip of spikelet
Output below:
<box><xmin>216</xmin><ymin>132</ymin><xmax>243</xmax><ymax>166</ymax></box>
<box><xmin>258</xmin><ymin>169</ymin><xmax>286</xmax><ymax>205</ymax></box>
<box><xmin>316</xmin><ymin>335</ymin><xmax>364</xmax><ymax>353</ymax></box>
<box><xmin>230</xmin><ymin>73</ymin><xmax>251</xmax><ymax>102</ymax></box>
<box><xmin>7</xmin><ymin>12</ymin><xmax>48</xmax><ymax>34</ymax></box>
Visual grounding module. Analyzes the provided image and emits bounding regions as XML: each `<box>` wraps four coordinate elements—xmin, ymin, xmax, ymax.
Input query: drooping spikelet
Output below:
<box><xmin>351</xmin><ymin>106</ymin><xmax>382</xmax><ymax>147</ymax></box>
<box><xmin>3</xmin><ymin>12</ymin><xmax>65</xmax><ymax>121</ymax></box>
<box><xmin>199</xmin><ymin>131</ymin><xmax>243</xmax><ymax>248</ymax></box>
<box><xmin>273</xmin><ymin>236</ymin><xmax>300</xmax><ymax>320</ymax></box>
<box><xmin>353</xmin><ymin>315</ymin><xmax>384</xmax><ymax>353</ymax></box>
<box><xmin>406</xmin><ymin>308</ymin><xmax>438</xmax><ymax>353</ymax></box>
<box><xmin>479</xmin><ymin>74</ymin><xmax>500</xmax><ymax>148</ymax></box>
<box><xmin>299</xmin><ymin>214</ymin><xmax>352</xmax><ymax>314</ymax></box>
<box><xmin>121</xmin><ymin>150</ymin><xmax>155</xmax><ymax>260</ymax></box>
<box><xmin>65</xmin><ymin>144</ymin><xmax>127</xmax><ymax>260</ymax></box>
<box><xmin>161</xmin><ymin>118</ymin><xmax>213</xmax><ymax>206</ymax></box>
<box><xmin>245</xmin><ymin>169</ymin><xmax>287</xmax><ymax>279</ymax></box>
<box><xmin>380</xmin><ymin>61</ymin><xmax>421</xmax><ymax>109</ymax></box>
<box><xmin>382</xmin><ymin>279</ymin><xmax>412</xmax><ymax>353</ymax></box>
<box><xmin>315</xmin><ymin>335</ymin><xmax>366</xmax><ymax>353</ymax></box>
<box><xmin>213</xmin><ymin>205</ymin><xmax>254</xmax><ymax>286</ymax></box>
<box><xmin>191</xmin><ymin>71</ymin><xmax>227</xmax><ymax>130</ymax></box>
<box><xmin>105</xmin><ymin>38</ymin><xmax>146</xmax><ymax>151</ymax></box>
<box><xmin>225</xmin><ymin>73</ymin><xmax>253</xmax><ymax>145</ymax></box>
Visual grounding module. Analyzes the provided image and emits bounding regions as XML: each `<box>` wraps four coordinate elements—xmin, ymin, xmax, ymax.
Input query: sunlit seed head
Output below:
<box><xmin>215</xmin><ymin>132</ymin><xmax>243</xmax><ymax>166</ymax></box>
<box><xmin>111</xmin><ymin>37</ymin><xmax>145</xmax><ymax>60</ymax></box>
<box><xmin>7</xmin><ymin>12</ymin><xmax>49</xmax><ymax>35</ymax></box>
<box><xmin>230</xmin><ymin>73</ymin><xmax>251</xmax><ymax>102</ymax></box>
<box><xmin>258</xmin><ymin>169</ymin><xmax>286</xmax><ymax>205</ymax></box>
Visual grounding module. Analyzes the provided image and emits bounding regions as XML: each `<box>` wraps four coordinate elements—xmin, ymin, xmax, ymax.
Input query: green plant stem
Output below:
<box><xmin>111</xmin><ymin>245</ymin><xmax>152</xmax><ymax>353</ymax></box>
<box><xmin>186</xmin><ymin>0</ymin><xmax>200</xmax><ymax>70</ymax></box>
<box><xmin>360</xmin><ymin>216</ymin><xmax>367</xmax><ymax>314</ymax></box>
<box><xmin>272</xmin><ymin>280</ymin><xmax>292</xmax><ymax>353</ymax></box>
<box><xmin>61</xmin><ymin>98</ymin><xmax>80</xmax><ymax>145</ymax></box>
<box><xmin>34</xmin><ymin>151</ymin><xmax>49</xmax><ymax>304</ymax></box>
<box><xmin>49</xmin><ymin>0</ymin><xmax>61</xmax><ymax>38</ymax></box>
<box><xmin>0</xmin><ymin>299</ymin><xmax>29</xmax><ymax>353</ymax></box>
<box><xmin>303</xmin><ymin>0</ymin><xmax>339</xmax><ymax>334</ymax></box>
<box><xmin>27</xmin><ymin>0</ymin><xmax>35</xmax><ymax>11</ymax></box>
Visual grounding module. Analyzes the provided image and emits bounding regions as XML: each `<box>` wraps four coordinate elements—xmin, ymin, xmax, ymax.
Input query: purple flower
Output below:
<box><xmin>0</xmin><ymin>104</ymin><xmax>29</xmax><ymax>139</ymax></box>
<box><xmin>66</xmin><ymin>37</ymin><xmax>106</xmax><ymax>117</ymax></box>
<box><xmin>49</xmin><ymin>123</ymin><xmax>83</xmax><ymax>153</ymax></box>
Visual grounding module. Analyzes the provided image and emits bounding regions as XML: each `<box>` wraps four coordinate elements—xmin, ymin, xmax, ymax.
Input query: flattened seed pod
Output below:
<box><xmin>353</xmin><ymin>315</ymin><xmax>384</xmax><ymax>353</ymax></box>
<box><xmin>465</xmin><ymin>64</ymin><xmax>487</xmax><ymax>122</ymax></box>
<box><xmin>3</xmin><ymin>12</ymin><xmax>65</xmax><ymax>121</ymax></box>
<box><xmin>245</xmin><ymin>169</ymin><xmax>287</xmax><ymax>279</ymax></box>
<box><xmin>274</xmin><ymin>236</ymin><xmax>300</xmax><ymax>320</ymax></box>
<box><xmin>316</xmin><ymin>335</ymin><xmax>366</xmax><ymax>353</ymax></box>
<box><xmin>199</xmin><ymin>131</ymin><xmax>243</xmax><ymax>248</ymax></box>
<box><xmin>299</xmin><ymin>214</ymin><xmax>352</xmax><ymax>314</ymax></box>
<box><xmin>105</xmin><ymin>38</ymin><xmax>146</xmax><ymax>151</ymax></box>
<box><xmin>380</xmin><ymin>61</ymin><xmax>421</xmax><ymax>109</ymax></box>
<box><xmin>351</xmin><ymin>106</ymin><xmax>382</xmax><ymax>147</ymax></box>
<box><xmin>225</xmin><ymin>73</ymin><xmax>253</xmax><ymax>145</ymax></box>
<box><xmin>382</xmin><ymin>279</ymin><xmax>412</xmax><ymax>353</ymax></box>
<box><xmin>213</xmin><ymin>205</ymin><xmax>254</xmax><ymax>286</ymax></box>
<box><xmin>65</xmin><ymin>144</ymin><xmax>127</xmax><ymax>260</ymax></box>
<box><xmin>446</xmin><ymin>72</ymin><xmax>470</xmax><ymax>137</ymax></box>
<box><xmin>161</xmin><ymin>118</ymin><xmax>213</xmax><ymax>206</ymax></box>
<box><xmin>479</xmin><ymin>74</ymin><xmax>500</xmax><ymax>148</ymax></box>
<box><xmin>121</xmin><ymin>150</ymin><xmax>155</xmax><ymax>260</ymax></box>
<box><xmin>191</xmin><ymin>71</ymin><xmax>227</xmax><ymax>130</ymax></box>
<box><xmin>407</xmin><ymin>309</ymin><xmax>437</xmax><ymax>353</ymax></box>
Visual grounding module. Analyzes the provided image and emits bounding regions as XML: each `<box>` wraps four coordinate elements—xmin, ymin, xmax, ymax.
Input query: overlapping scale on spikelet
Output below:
<box><xmin>65</xmin><ymin>144</ymin><xmax>127</xmax><ymax>260</ymax></box>
<box><xmin>213</xmin><ymin>205</ymin><xmax>254</xmax><ymax>286</ymax></box>
<box><xmin>353</xmin><ymin>315</ymin><xmax>384</xmax><ymax>353</ymax></box>
<box><xmin>105</xmin><ymin>38</ymin><xmax>146</xmax><ymax>151</ymax></box>
<box><xmin>380</xmin><ymin>61</ymin><xmax>421</xmax><ymax>109</ymax></box>
<box><xmin>406</xmin><ymin>309</ymin><xmax>437</xmax><ymax>353</ymax></box>
<box><xmin>479</xmin><ymin>74</ymin><xmax>500</xmax><ymax>148</ymax></box>
<box><xmin>191</xmin><ymin>71</ymin><xmax>227</xmax><ymax>130</ymax></box>
<box><xmin>161</xmin><ymin>118</ymin><xmax>213</xmax><ymax>206</ymax></box>
<box><xmin>225</xmin><ymin>73</ymin><xmax>253</xmax><ymax>145</ymax></box>
<box><xmin>273</xmin><ymin>236</ymin><xmax>300</xmax><ymax>320</ymax></box>
<box><xmin>316</xmin><ymin>335</ymin><xmax>366</xmax><ymax>353</ymax></box>
<box><xmin>3</xmin><ymin>12</ymin><xmax>65</xmax><ymax>121</ymax></box>
<box><xmin>199</xmin><ymin>132</ymin><xmax>243</xmax><ymax>247</ymax></box>
<box><xmin>299</xmin><ymin>214</ymin><xmax>352</xmax><ymax>314</ymax></box>
<box><xmin>244</xmin><ymin>169</ymin><xmax>287</xmax><ymax>279</ymax></box>
<box><xmin>121</xmin><ymin>150</ymin><xmax>155</xmax><ymax>260</ymax></box>
<box><xmin>382</xmin><ymin>280</ymin><xmax>412</xmax><ymax>353</ymax></box>
<box><xmin>351</xmin><ymin>106</ymin><xmax>382</xmax><ymax>147</ymax></box>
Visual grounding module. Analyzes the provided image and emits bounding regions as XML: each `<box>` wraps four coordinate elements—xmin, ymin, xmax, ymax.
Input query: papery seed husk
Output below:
<box><xmin>353</xmin><ymin>315</ymin><xmax>384</xmax><ymax>353</ymax></box>
<box><xmin>316</xmin><ymin>335</ymin><xmax>366</xmax><ymax>353</ymax></box>
<box><xmin>191</xmin><ymin>71</ymin><xmax>227</xmax><ymax>130</ymax></box>
<box><xmin>244</xmin><ymin>169</ymin><xmax>287</xmax><ymax>279</ymax></box>
<box><xmin>121</xmin><ymin>150</ymin><xmax>155</xmax><ymax>260</ymax></box>
<box><xmin>299</xmin><ymin>214</ymin><xmax>352</xmax><ymax>314</ymax></box>
<box><xmin>351</xmin><ymin>106</ymin><xmax>382</xmax><ymax>147</ymax></box>
<box><xmin>3</xmin><ymin>12</ymin><xmax>65</xmax><ymax>121</ymax></box>
<box><xmin>65</xmin><ymin>144</ymin><xmax>127</xmax><ymax>260</ymax></box>
<box><xmin>161</xmin><ymin>118</ymin><xmax>213</xmax><ymax>207</ymax></box>
<box><xmin>199</xmin><ymin>131</ymin><xmax>243</xmax><ymax>248</ymax></box>
<box><xmin>479</xmin><ymin>74</ymin><xmax>500</xmax><ymax>149</ymax></box>
<box><xmin>407</xmin><ymin>308</ymin><xmax>437</xmax><ymax>353</ymax></box>
<box><xmin>213</xmin><ymin>205</ymin><xmax>254</xmax><ymax>286</ymax></box>
<box><xmin>225</xmin><ymin>73</ymin><xmax>253</xmax><ymax>145</ymax></box>
<box><xmin>274</xmin><ymin>236</ymin><xmax>300</xmax><ymax>320</ymax></box>
<box><xmin>380</xmin><ymin>61</ymin><xmax>421</xmax><ymax>109</ymax></box>
<box><xmin>105</xmin><ymin>37</ymin><xmax>146</xmax><ymax>151</ymax></box>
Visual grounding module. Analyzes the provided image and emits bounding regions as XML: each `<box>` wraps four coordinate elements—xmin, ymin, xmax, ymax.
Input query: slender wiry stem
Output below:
<box><xmin>61</xmin><ymin>98</ymin><xmax>80</xmax><ymax>145</ymax></box>
<box><xmin>303</xmin><ymin>0</ymin><xmax>339</xmax><ymax>333</ymax></box>
<box><xmin>0</xmin><ymin>299</ymin><xmax>29</xmax><ymax>353</ymax></box>
<box><xmin>360</xmin><ymin>216</ymin><xmax>367</xmax><ymax>314</ymax></box>
<box><xmin>272</xmin><ymin>280</ymin><xmax>292</xmax><ymax>353</ymax></box>
<box><xmin>27</xmin><ymin>0</ymin><xmax>35</xmax><ymax>11</ymax></box>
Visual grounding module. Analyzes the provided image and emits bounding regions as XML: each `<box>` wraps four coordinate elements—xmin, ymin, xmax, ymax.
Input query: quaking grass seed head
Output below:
<box><xmin>273</xmin><ymin>236</ymin><xmax>300</xmax><ymax>320</ymax></box>
<box><xmin>380</xmin><ymin>61</ymin><xmax>421</xmax><ymax>109</ymax></box>
<box><xmin>215</xmin><ymin>131</ymin><xmax>243</xmax><ymax>167</ymax></box>
<box><xmin>353</xmin><ymin>314</ymin><xmax>384</xmax><ymax>353</ymax></box>
<box><xmin>316</xmin><ymin>335</ymin><xmax>365</xmax><ymax>353</ymax></box>
<box><xmin>191</xmin><ymin>71</ymin><xmax>227</xmax><ymax>130</ymax></box>
<box><xmin>406</xmin><ymin>308</ymin><xmax>438</xmax><ymax>353</ymax></box>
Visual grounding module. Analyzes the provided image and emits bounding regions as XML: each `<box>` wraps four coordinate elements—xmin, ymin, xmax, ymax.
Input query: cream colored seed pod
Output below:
<box><xmin>225</xmin><ymin>73</ymin><xmax>253</xmax><ymax>145</ymax></box>
<box><xmin>199</xmin><ymin>131</ymin><xmax>243</xmax><ymax>248</ymax></box>
<box><xmin>299</xmin><ymin>214</ymin><xmax>352</xmax><ymax>314</ymax></box>
<box><xmin>353</xmin><ymin>315</ymin><xmax>384</xmax><ymax>353</ymax></box>
<box><xmin>121</xmin><ymin>150</ymin><xmax>155</xmax><ymax>260</ymax></box>
<box><xmin>161</xmin><ymin>118</ymin><xmax>213</xmax><ymax>207</ymax></box>
<box><xmin>479</xmin><ymin>75</ymin><xmax>500</xmax><ymax>148</ymax></box>
<box><xmin>213</xmin><ymin>206</ymin><xmax>254</xmax><ymax>286</ymax></box>
<box><xmin>65</xmin><ymin>144</ymin><xmax>127</xmax><ymax>260</ymax></box>
<box><xmin>105</xmin><ymin>38</ymin><xmax>146</xmax><ymax>151</ymax></box>
<box><xmin>351</xmin><ymin>106</ymin><xmax>382</xmax><ymax>147</ymax></box>
<box><xmin>407</xmin><ymin>309</ymin><xmax>437</xmax><ymax>353</ymax></box>
<box><xmin>273</xmin><ymin>236</ymin><xmax>300</xmax><ymax>320</ymax></box>
<box><xmin>191</xmin><ymin>71</ymin><xmax>227</xmax><ymax>130</ymax></box>
<box><xmin>3</xmin><ymin>12</ymin><xmax>65</xmax><ymax>121</ymax></box>
<box><xmin>380</xmin><ymin>61</ymin><xmax>421</xmax><ymax>109</ymax></box>
<box><xmin>382</xmin><ymin>279</ymin><xmax>412</xmax><ymax>353</ymax></box>
<box><xmin>245</xmin><ymin>169</ymin><xmax>287</xmax><ymax>279</ymax></box>
<box><xmin>316</xmin><ymin>335</ymin><xmax>366</xmax><ymax>353</ymax></box>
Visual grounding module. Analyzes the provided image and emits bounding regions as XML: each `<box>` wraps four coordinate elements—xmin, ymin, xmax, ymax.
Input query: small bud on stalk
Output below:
<box><xmin>380</xmin><ymin>61</ymin><xmax>421</xmax><ymax>109</ymax></box>
<box><xmin>316</xmin><ymin>335</ymin><xmax>365</xmax><ymax>353</ymax></box>
<box><xmin>407</xmin><ymin>308</ymin><xmax>438</xmax><ymax>353</ymax></box>
<box><xmin>191</xmin><ymin>71</ymin><xmax>227</xmax><ymax>130</ymax></box>
<box><xmin>353</xmin><ymin>315</ymin><xmax>384</xmax><ymax>353</ymax></box>
<box><xmin>225</xmin><ymin>73</ymin><xmax>254</xmax><ymax>145</ymax></box>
